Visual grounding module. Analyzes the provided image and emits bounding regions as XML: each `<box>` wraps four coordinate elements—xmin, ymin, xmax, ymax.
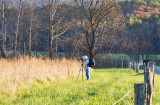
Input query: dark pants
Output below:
<box><xmin>86</xmin><ymin>68</ymin><xmax>89</xmax><ymax>80</ymax></box>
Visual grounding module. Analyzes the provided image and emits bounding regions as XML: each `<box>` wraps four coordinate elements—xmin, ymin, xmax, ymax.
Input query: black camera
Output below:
<box><xmin>81</xmin><ymin>58</ymin><xmax>84</xmax><ymax>62</ymax></box>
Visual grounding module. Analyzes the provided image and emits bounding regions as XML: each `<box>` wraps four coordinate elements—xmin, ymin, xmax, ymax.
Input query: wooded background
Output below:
<box><xmin>0</xmin><ymin>0</ymin><xmax>160</xmax><ymax>61</ymax></box>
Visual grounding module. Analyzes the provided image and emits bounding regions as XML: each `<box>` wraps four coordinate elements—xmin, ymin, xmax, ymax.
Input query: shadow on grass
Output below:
<box><xmin>134</xmin><ymin>72</ymin><xmax>144</xmax><ymax>76</ymax></box>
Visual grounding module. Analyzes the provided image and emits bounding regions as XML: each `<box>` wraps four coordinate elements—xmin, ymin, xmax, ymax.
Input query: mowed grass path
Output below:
<box><xmin>0</xmin><ymin>68</ymin><xmax>160</xmax><ymax>105</ymax></box>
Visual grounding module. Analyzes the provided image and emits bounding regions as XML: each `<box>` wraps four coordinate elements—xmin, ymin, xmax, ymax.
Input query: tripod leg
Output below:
<box><xmin>82</xmin><ymin>66</ymin><xmax>83</xmax><ymax>80</ymax></box>
<box><xmin>77</xmin><ymin>66</ymin><xmax>82</xmax><ymax>80</ymax></box>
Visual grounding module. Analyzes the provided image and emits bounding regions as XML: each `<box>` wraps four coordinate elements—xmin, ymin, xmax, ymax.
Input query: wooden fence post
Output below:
<box><xmin>136</xmin><ymin>62</ymin><xmax>139</xmax><ymax>73</ymax></box>
<box><xmin>134</xmin><ymin>83</ymin><xmax>146</xmax><ymax>105</ymax></box>
<box><xmin>131</xmin><ymin>61</ymin><xmax>134</xmax><ymax>70</ymax></box>
<box><xmin>134</xmin><ymin>62</ymin><xmax>136</xmax><ymax>71</ymax></box>
<box><xmin>143</xmin><ymin>60</ymin><xmax>154</xmax><ymax>105</ymax></box>
<box><xmin>153</xmin><ymin>63</ymin><xmax>155</xmax><ymax>88</ymax></box>
<box><xmin>144</xmin><ymin>63</ymin><xmax>146</xmax><ymax>83</ymax></box>
<box><xmin>146</xmin><ymin>70</ymin><xmax>153</xmax><ymax>105</ymax></box>
<box><xmin>150</xmin><ymin>62</ymin><xmax>155</xmax><ymax>88</ymax></box>
<box><xmin>122</xmin><ymin>60</ymin><xmax>123</xmax><ymax>68</ymax></box>
<box><xmin>143</xmin><ymin>60</ymin><xmax>150</xmax><ymax>83</ymax></box>
<box><xmin>128</xmin><ymin>61</ymin><xmax>131</xmax><ymax>68</ymax></box>
<box><xmin>132</xmin><ymin>61</ymin><xmax>134</xmax><ymax>70</ymax></box>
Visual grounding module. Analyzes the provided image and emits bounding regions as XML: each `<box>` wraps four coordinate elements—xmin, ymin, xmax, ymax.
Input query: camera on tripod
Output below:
<box><xmin>81</xmin><ymin>57</ymin><xmax>84</xmax><ymax>61</ymax></box>
<box><xmin>77</xmin><ymin>57</ymin><xmax>85</xmax><ymax>80</ymax></box>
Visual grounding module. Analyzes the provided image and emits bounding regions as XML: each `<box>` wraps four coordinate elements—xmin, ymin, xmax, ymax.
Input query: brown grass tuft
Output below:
<box><xmin>0</xmin><ymin>57</ymin><xmax>81</xmax><ymax>93</ymax></box>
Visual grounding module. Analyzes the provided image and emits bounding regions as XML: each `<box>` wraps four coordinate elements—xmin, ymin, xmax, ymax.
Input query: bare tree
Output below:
<box><xmin>0</xmin><ymin>0</ymin><xmax>11</xmax><ymax>58</ymax></box>
<box><xmin>72</xmin><ymin>0</ymin><xmax>125</xmax><ymax>59</ymax></box>
<box><xmin>28</xmin><ymin>0</ymin><xmax>34</xmax><ymax>56</ymax></box>
<box><xmin>127</xmin><ymin>27</ymin><xmax>146</xmax><ymax>72</ymax></box>
<box><xmin>14</xmin><ymin>0</ymin><xmax>23</xmax><ymax>56</ymax></box>
<box><xmin>48</xmin><ymin>0</ymin><xmax>70</xmax><ymax>59</ymax></box>
<box><xmin>0</xmin><ymin>0</ymin><xmax>8</xmax><ymax>51</ymax></box>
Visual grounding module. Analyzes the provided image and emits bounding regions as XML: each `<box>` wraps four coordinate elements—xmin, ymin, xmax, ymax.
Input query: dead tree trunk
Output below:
<box><xmin>14</xmin><ymin>0</ymin><xmax>22</xmax><ymax>57</ymax></box>
<box><xmin>2</xmin><ymin>0</ymin><xmax>7</xmax><ymax>50</ymax></box>
<box><xmin>55</xmin><ymin>25</ymin><xmax>59</xmax><ymax>55</ymax></box>
<box><xmin>23</xmin><ymin>42</ymin><xmax>25</xmax><ymax>55</ymax></box>
<box><xmin>35</xmin><ymin>32</ymin><xmax>38</xmax><ymax>57</ymax></box>
<box><xmin>29</xmin><ymin>8</ymin><xmax>33</xmax><ymax>56</ymax></box>
<box><xmin>0</xmin><ymin>47</ymin><xmax>7</xmax><ymax>58</ymax></box>
<box><xmin>48</xmin><ymin>0</ymin><xmax>56</xmax><ymax>59</ymax></box>
<box><xmin>55</xmin><ymin>37</ymin><xmax>58</xmax><ymax>55</ymax></box>
<box><xmin>49</xmin><ymin>26</ymin><xmax>53</xmax><ymax>59</ymax></box>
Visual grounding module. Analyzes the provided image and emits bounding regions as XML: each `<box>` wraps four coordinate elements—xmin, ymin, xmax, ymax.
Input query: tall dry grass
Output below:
<box><xmin>0</xmin><ymin>57</ymin><xmax>81</xmax><ymax>94</ymax></box>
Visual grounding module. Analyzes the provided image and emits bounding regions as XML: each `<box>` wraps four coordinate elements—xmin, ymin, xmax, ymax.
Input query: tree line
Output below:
<box><xmin>0</xmin><ymin>0</ymin><xmax>126</xmax><ymax>59</ymax></box>
<box><xmin>0</xmin><ymin>0</ymin><xmax>160</xmax><ymax>60</ymax></box>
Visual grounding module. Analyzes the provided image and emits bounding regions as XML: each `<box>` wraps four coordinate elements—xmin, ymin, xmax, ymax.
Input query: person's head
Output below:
<box><xmin>82</xmin><ymin>55</ymin><xmax>88</xmax><ymax>60</ymax></box>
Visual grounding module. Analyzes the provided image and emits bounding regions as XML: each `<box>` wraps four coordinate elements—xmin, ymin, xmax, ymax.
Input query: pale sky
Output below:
<box><xmin>12</xmin><ymin>0</ymin><xmax>70</xmax><ymax>4</ymax></box>
<box><xmin>11</xmin><ymin>0</ymin><xmax>71</xmax><ymax>7</ymax></box>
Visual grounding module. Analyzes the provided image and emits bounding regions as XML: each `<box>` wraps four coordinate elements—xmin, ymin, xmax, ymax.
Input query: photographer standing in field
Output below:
<box><xmin>82</xmin><ymin>55</ymin><xmax>90</xmax><ymax>80</ymax></box>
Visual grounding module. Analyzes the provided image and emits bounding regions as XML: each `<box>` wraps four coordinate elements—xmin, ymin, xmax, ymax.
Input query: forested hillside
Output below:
<box><xmin>120</xmin><ymin>1</ymin><xmax>160</xmax><ymax>55</ymax></box>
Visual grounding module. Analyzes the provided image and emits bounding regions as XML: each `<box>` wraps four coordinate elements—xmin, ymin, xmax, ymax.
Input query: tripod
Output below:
<box><xmin>77</xmin><ymin>63</ymin><xmax>84</xmax><ymax>80</ymax></box>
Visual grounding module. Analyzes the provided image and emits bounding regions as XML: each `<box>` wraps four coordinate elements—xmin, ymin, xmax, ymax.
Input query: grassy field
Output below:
<box><xmin>0</xmin><ymin>68</ymin><xmax>159</xmax><ymax>105</ymax></box>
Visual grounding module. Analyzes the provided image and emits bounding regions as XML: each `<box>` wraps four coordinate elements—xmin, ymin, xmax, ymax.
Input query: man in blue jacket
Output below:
<box><xmin>82</xmin><ymin>55</ymin><xmax>90</xmax><ymax>80</ymax></box>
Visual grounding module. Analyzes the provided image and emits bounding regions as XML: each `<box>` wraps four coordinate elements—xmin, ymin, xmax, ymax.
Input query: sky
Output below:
<box><xmin>10</xmin><ymin>0</ymin><xmax>71</xmax><ymax>7</ymax></box>
<box><xmin>12</xmin><ymin>0</ymin><xmax>70</xmax><ymax>4</ymax></box>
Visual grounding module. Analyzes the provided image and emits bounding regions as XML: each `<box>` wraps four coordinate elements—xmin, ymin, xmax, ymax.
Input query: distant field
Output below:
<box><xmin>30</xmin><ymin>52</ymin><xmax>160</xmax><ymax>61</ymax></box>
<box><xmin>99</xmin><ymin>54</ymin><xmax>130</xmax><ymax>60</ymax></box>
<box><xmin>0</xmin><ymin>68</ymin><xmax>159</xmax><ymax>105</ymax></box>
<box><xmin>7</xmin><ymin>51</ymin><xmax>160</xmax><ymax>62</ymax></box>
<box><xmin>99</xmin><ymin>54</ymin><xmax>160</xmax><ymax>61</ymax></box>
